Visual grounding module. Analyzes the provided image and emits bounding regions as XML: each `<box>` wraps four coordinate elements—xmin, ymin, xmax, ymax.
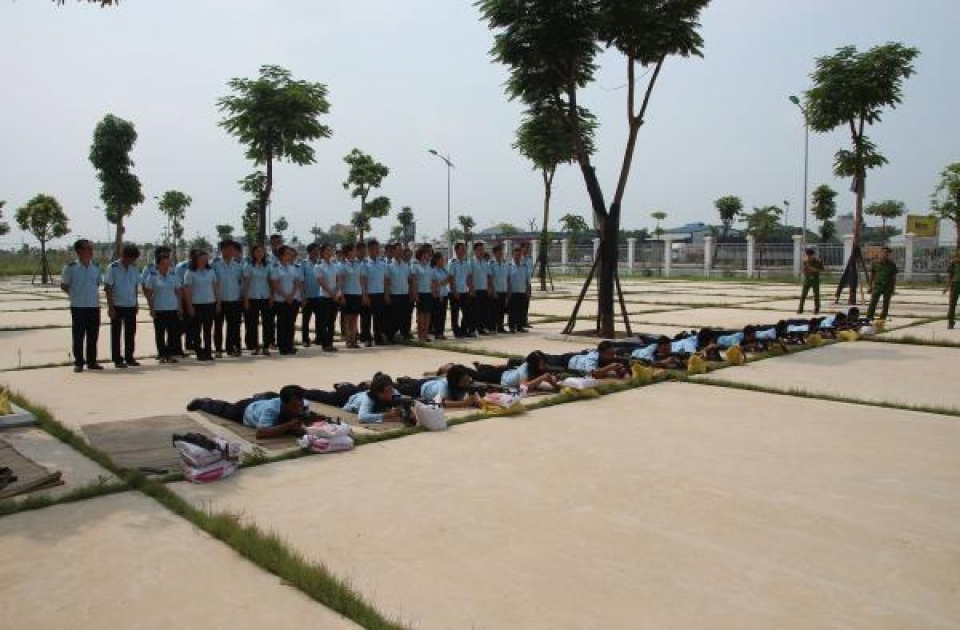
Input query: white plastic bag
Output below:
<box><xmin>483</xmin><ymin>392</ymin><xmax>524</xmax><ymax>408</ymax></box>
<box><xmin>298</xmin><ymin>434</ymin><xmax>355</xmax><ymax>454</ymax></box>
<box><xmin>174</xmin><ymin>440</ymin><xmax>223</xmax><ymax>468</ymax></box>
<box><xmin>414</xmin><ymin>401</ymin><xmax>447</xmax><ymax>431</ymax></box>
<box><xmin>559</xmin><ymin>377</ymin><xmax>599</xmax><ymax>390</ymax></box>
<box><xmin>181</xmin><ymin>459</ymin><xmax>238</xmax><ymax>484</ymax></box>
<box><xmin>303</xmin><ymin>421</ymin><xmax>353</xmax><ymax>439</ymax></box>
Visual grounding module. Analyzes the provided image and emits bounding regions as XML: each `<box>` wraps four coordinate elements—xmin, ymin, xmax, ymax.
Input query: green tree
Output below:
<box><xmin>393</xmin><ymin>205</ymin><xmax>415</xmax><ymax>242</ymax></box>
<box><xmin>190</xmin><ymin>234</ymin><xmax>212</xmax><ymax>253</ymax></box>
<box><xmin>514</xmin><ymin>103</ymin><xmax>597</xmax><ymax>290</ymax></box>
<box><xmin>309</xmin><ymin>224</ymin><xmax>329</xmax><ymax>243</ymax></box>
<box><xmin>743</xmin><ymin>205</ymin><xmax>783</xmax><ymax>243</ymax></box>
<box><xmin>810</xmin><ymin>184</ymin><xmax>838</xmax><ymax>243</ymax></box>
<box><xmin>713</xmin><ymin>195</ymin><xmax>742</xmax><ymax>242</ymax></box>
<box><xmin>480</xmin><ymin>0</ymin><xmax>709</xmax><ymax>336</ymax></box>
<box><xmin>865</xmin><ymin>199</ymin><xmax>906</xmax><ymax>240</ymax></box>
<box><xmin>0</xmin><ymin>201</ymin><xmax>9</xmax><ymax>236</ymax></box>
<box><xmin>343</xmin><ymin>149</ymin><xmax>391</xmax><ymax>242</ymax></box>
<box><xmin>272</xmin><ymin>216</ymin><xmax>289</xmax><ymax>235</ymax></box>
<box><xmin>650</xmin><ymin>211</ymin><xmax>667</xmax><ymax>238</ymax></box>
<box><xmin>931</xmin><ymin>162</ymin><xmax>960</xmax><ymax>248</ymax></box>
<box><xmin>215</xmin><ymin>224</ymin><xmax>235</xmax><ymax>242</ymax></box>
<box><xmin>219</xmin><ymin>65</ymin><xmax>332</xmax><ymax>245</ymax></box>
<box><xmin>801</xmin><ymin>43</ymin><xmax>918</xmax><ymax>254</ymax></box>
<box><xmin>457</xmin><ymin>215</ymin><xmax>476</xmax><ymax>243</ymax></box>
<box><xmin>157</xmin><ymin>190</ymin><xmax>191</xmax><ymax>261</ymax></box>
<box><xmin>15</xmin><ymin>194</ymin><xmax>70</xmax><ymax>284</ymax></box>
<box><xmin>89</xmin><ymin>114</ymin><xmax>144</xmax><ymax>259</ymax></box>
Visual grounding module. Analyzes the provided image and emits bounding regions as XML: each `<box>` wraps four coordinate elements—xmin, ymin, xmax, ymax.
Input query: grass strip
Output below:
<box><xmin>0</xmin><ymin>478</ymin><xmax>128</xmax><ymax>517</ymax></box>
<box><xmin>869</xmin><ymin>335</ymin><xmax>960</xmax><ymax>349</ymax></box>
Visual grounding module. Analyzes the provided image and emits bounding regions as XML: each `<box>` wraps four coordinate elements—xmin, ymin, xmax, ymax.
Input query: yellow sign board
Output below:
<box><xmin>906</xmin><ymin>215</ymin><xmax>939</xmax><ymax>237</ymax></box>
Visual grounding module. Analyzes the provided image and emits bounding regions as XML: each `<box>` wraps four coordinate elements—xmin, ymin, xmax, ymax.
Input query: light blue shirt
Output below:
<box><xmin>819</xmin><ymin>316</ymin><xmax>837</xmax><ymax>329</ymax></box>
<box><xmin>103</xmin><ymin>260</ymin><xmax>140</xmax><ymax>307</ymax></box>
<box><xmin>756</xmin><ymin>327</ymin><xmax>777</xmax><ymax>341</ymax></box>
<box><xmin>434</xmin><ymin>267</ymin><xmax>450</xmax><ymax>297</ymax></box>
<box><xmin>419</xmin><ymin>378</ymin><xmax>448</xmax><ymax>401</ymax></box>
<box><xmin>387</xmin><ymin>260</ymin><xmax>411</xmax><ymax>296</ymax></box>
<box><xmin>567</xmin><ymin>351</ymin><xmax>598</xmax><ymax>374</ymax></box>
<box><xmin>269</xmin><ymin>263</ymin><xmax>301</xmax><ymax>301</ymax></box>
<box><xmin>315</xmin><ymin>261</ymin><xmax>340</xmax><ymax>298</ymax></box>
<box><xmin>340</xmin><ymin>260</ymin><xmax>365</xmax><ymax>295</ymax></box>
<box><xmin>449</xmin><ymin>258</ymin><xmax>470</xmax><ymax>293</ymax></box>
<box><xmin>716</xmin><ymin>332</ymin><xmax>744</xmax><ymax>348</ymax></box>
<box><xmin>671</xmin><ymin>337</ymin><xmax>699</xmax><ymax>354</ymax></box>
<box><xmin>787</xmin><ymin>324</ymin><xmax>809</xmax><ymax>334</ymax></box>
<box><xmin>300</xmin><ymin>259</ymin><xmax>321</xmax><ymax>299</ymax></box>
<box><xmin>140</xmin><ymin>263</ymin><xmax>156</xmax><ymax>287</ymax></box>
<box><xmin>471</xmin><ymin>258</ymin><xmax>491</xmax><ymax>292</ymax></box>
<box><xmin>630</xmin><ymin>343</ymin><xmax>657</xmax><ymax>362</ymax></box>
<box><xmin>62</xmin><ymin>261</ymin><xmax>102</xmax><ymax>308</ymax></box>
<box><xmin>184</xmin><ymin>268</ymin><xmax>217</xmax><ymax>304</ymax></box>
<box><xmin>523</xmin><ymin>255</ymin><xmax>534</xmax><ymax>273</ymax></box>
<box><xmin>174</xmin><ymin>260</ymin><xmax>190</xmax><ymax>284</ymax></box>
<box><xmin>343</xmin><ymin>391</ymin><xmax>387</xmax><ymax>424</ymax></box>
<box><xmin>243</xmin><ymin>262</ymin><xmax>271</xmax><ymax>300</ymax></box>
<box><xmin>414</xmin><ymin>262</ymin><xmax>435</xmax><ymax>294</ymax></box>
<box><xmin>243</xmin><ymin>397</ymin><xmax>283</xmax><ymax>429</ymax></box>
<box><xmin>490</xmin><ymin>260</ymin><xmax>509</xmax><ymax>293</ymax></box>
<box><xmin>144</xmin><ymin>268</ymin><xmax>181</xmax><ymax>312</ymax></box>
<box><xmin>364</xmin><ymin>258</ymin><xmax>387</xmax><ymax>294</ymax></box>
<box><xmin>213</xmin><ymin>258</ymin><xmax>244</xmax><ymax>302</ymax></box>
<box><xmin>508</xmin><ymin>261</ymin><xmax>530</xmax><ymax>293</ymax></box>
<box><xmin>501</xmin><ymin>363</ymin><xmax>528</xmax><ymax>387</ymax></box>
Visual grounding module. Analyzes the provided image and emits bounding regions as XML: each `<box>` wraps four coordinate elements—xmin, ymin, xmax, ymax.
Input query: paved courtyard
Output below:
<box><xmin>1</xmin><ymin>276</ymin><xmax>958</xmax><ymax>629</ymax></box>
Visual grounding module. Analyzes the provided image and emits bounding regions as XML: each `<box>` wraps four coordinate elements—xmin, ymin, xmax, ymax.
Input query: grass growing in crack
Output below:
<box><xmin>0</xmin><ymin>477</ymin><xmax>128</xmax><ymax>517</ymax></box>
<box><xmin>870</xmin><ymin>335</ymin><xmax>960</xmax><ymax>349</ymax></box>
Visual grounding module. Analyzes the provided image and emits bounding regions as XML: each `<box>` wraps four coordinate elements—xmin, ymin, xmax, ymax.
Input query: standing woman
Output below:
<box><xmin>142</xmin><ymin>251</ymin><xmax>182</xmax><ymax>364</ymax></box>
<box><xmin>414</xmin><ymin>246</ymin><xmax>438</xmax><ymax>342</ymax></box>
<box><xmin>339</xmin><ymin>243</ymin><xmax>365</xmax><ymax>349</ymax></box>
<box><xmin>270</xmin><ymin>245</ymin><xmax>303</xmax><ymax>355</ymax></box>
<box><xmin>243</xmin><ymin>244</ymin><xmax>273</xmax><ymax>356</ymax></box>
<box><xmin>183</xmin><ymin>250</ymin><xmax>220</xmax><ymax>361</ymax></box>
<box><xmin>431</xmin><ymin>252</ymin><xmax>449</xmax><ymax>340</ymax></box>
<box><xmin>315</xmin><ymin>243</ymin><xmax>341</xmax><ymax>352</ymax></box>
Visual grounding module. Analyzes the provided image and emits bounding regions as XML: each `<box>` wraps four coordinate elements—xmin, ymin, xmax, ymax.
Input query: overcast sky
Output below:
<box><xmin>1</xmin><ymin>0</ymin><xmax>957</xmax><ymax>248</ymax></box>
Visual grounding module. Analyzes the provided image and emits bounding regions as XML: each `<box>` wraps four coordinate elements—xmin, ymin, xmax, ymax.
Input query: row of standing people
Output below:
<box><xmin>59</xmin><ymin>236</ymin><xmax>536</xmax><ymax>371</ymax></box>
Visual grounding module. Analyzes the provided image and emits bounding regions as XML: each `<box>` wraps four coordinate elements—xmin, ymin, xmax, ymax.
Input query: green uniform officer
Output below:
<box><xmin>946</xmin><ymin>252</ymin><xmax>960</xmax><ymax>329</ymax></box>
<box><xmin>867</xmin><ymin>246</ymin><xmax>898</xmax><ymax>320</ymax></box>
<box><xmin>797</xmin><ymin>248</ymin><xmax>823</xmax><ymax>314</ymax></box>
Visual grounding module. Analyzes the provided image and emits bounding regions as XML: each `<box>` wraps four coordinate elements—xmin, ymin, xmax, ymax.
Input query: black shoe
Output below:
<box><xmin>73</xmin><ymin>365</ymin><xmax>83</xmax><ymax>373</ymax></box>
<box><xmin>87</xmin><ymin>363</ymin><xmax>104</xmax><ymax>370</ymax></box>
<box><xmin>125</xmin><ymin>359</ymin><xmax>140</xmax><ymax>367</ymax></box>
<box><xmin>114</xmin><ymin>361</ymin><xmax>128</xmax><ymax>369</ymax></box>
<box><xmin>186</xmin><ymin>398</ymin><xmax>209</xmax><ymax>412</ymax></box>
<box><xmin>302</xmin><ymin>340</ymin><xmax>312</xmax><ymax>347</ymax></box>
<box><xmin>323</xmin><ymin>346</ymin><xmax>339</xmax><ymax>353</ymax></box>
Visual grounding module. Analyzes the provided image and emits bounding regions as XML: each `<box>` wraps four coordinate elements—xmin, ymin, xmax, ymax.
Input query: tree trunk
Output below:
<box><xmin>258</xmin><ymin>157</ymin><xmax>273</xmax><ymax>246</ymax></box>
<box><xmin>596</xmin><ymin>210</ymin><xmax>620</xmax><ymax>338</ymax></box>
<box><xmin>113</xmin><ymin>217</ymin><xmax>124</xmax><ymax>260</ymax></box>
<box><xmin>848</xmin><ymin>173</ymin><xmax>865</xmax><ymax>305</ymax></box>
<box><xmin>40</xmin><ymin>239</ymin><xmax>49</xmax><ymax>284</ymax></box>
<box><xmin>538</xmin><ymin>168</ymin><xmax>554</xmax><ymax>292</ymax></box>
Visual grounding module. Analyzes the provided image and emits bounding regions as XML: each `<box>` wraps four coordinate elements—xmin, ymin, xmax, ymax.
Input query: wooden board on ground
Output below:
<box><xmin>82</xmin><ymin>415</ymin><xmax>208</xmax><ymax>473</ymax></box>
<box><xmin>305</xmin><ymin>401</ymin><xmax>406</xmax><ymax>433</ymax></box>
<box><xmin>0</xmin><ymin>437</ymin><xmax>64</xmax><ymax>499</ymax></box>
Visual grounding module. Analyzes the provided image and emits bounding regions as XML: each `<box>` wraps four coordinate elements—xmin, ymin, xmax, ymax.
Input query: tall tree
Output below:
<box><xmin>272</xmin><ymin>216</ymin><xmax>289</xmax><ymax>235</ymax></box>
<box><xmin>713</xmin><ymin>195</ymin><xmax>742</xmax><ymax>242</ymax></box>
<box><xmin>89</xmin><ymin>114</ymin><xmax>144</xmax><ymax>258</ymax></box>
<box><xmin>514</xmin><ymin>103</ymin><xmax>597</xmax><ymax>290</ymax></box>
<box><xmin>457</xmin><ymin>215</ymin><xmax>476</xmax><ymax>243</ymax></box>
<box><xmin>650</xmin><ymin>211</ymin><xmax>667</xmax><ymax>238</ymax></box>
<box><xmin>0</xmin><ymin>201</ymin><xmax>9</xmax><ymax>236</ymax></box>
<box><xmin>743</xmin><ymin>205</ymin><xmax>783</xmax><ymax>243</ymax></box>
<box><xmin>394</xmin><ymin>205</ymin><xmax>416</xmax><ymax>242</ymax></box>
<box><xmin>496</xmin><ymin>222</ymin><xmax>520</xmax><ymax>236</ymax></box>
<box><xmin>801</xmin><ymin>43</ymin><xmax>918</xmax><ymax>300</ymax></box>
<box><xmin>219</xmin><ymin>65</ymin><xmax>332</xmax><ymax>245</ymax></box>
<box><xmin>480</xmin><ymin>0</ymin><xmax>709</xmax><ymax>337</ymax></box>
<box><xmin>342</xmin><ymin>148</ymin><xmax>391</xmax><ymax>242</ymax></box>
<box><xmin>931</xmin><ymin>162</ymin><xmax>960</xmax><ymax>248</ymax></box>
<box><xmin>15</xmin><ymin>194</ymin><xmax>70</xmax><ymax>284</ymax></box>
<box><xmin>309</xmin><ymin>224</ymin><xmax>328</xmax><ymax>243</ymax></box>
<box><xmin>215</xmin><ymin>224</ymin><xmax>235</xmax><ymax>241</ymax></box>
<box><xmin>157</xmin><ymin>190</ymin><xmax>191</xmax><ymax>261</ymax></box>
<box><xmin>559</xmin><ymin>213</ymin><xmax>589</xmax><ymax>252</ymax></box>
<box><xmin>810</xmin><ymin>184</ymin><xmax>838</xmax><ymax>243</ymax></box>
<box><xmin>865</xmin><ymin>199</ymin><xmax>905</xmax><ymax>240</ymax></box>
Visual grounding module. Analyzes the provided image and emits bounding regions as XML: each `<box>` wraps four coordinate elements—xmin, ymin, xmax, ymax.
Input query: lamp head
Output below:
<box><xmin>789</xmin><ymin>95</ymin><xmax>800</xmax><ymax>105</ymax></box>
<box><xmin>428</xmin><ymin>149</ymin><xmax>438</xmax><ymax>156</ymax></box>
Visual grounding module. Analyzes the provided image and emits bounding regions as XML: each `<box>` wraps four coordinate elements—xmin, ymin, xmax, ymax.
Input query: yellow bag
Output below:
<box><xmin>630</xmin><ymin>364</ymin><xmax>654</xmax><ymax>385</ymax></box>
<box><xmin>479</xmin><ymin>401</ymin><xmax>527</xmax><ymax>416</ymax></box>
<box><xmin>873</xmin><ymin>319</ymin><xmax>886</xmax><ymax>333</ymax></box>
<box><xmin>561</xmin><ymin>387</ymin><xmax>601</xmax><ymax>400</ymax></box>
<box><xmin>724</xmin><ymin>345</ymin><xmax>745</xmax><ymax>366</ymax></box>
<box><xmin>0</xmin><ymin>388</ymin><xmax>12</xmax><ymax>416</ymax></box>
<box><xmin>837</xmin><ymin>330</ymin><xmax>860</xmax><ymax>342</ymax></box>
<box><xmin>807</xmin><ymin>333</ymin><xmax>823</xmax><ymax>347</ymax></box>
<box><xmin>686</xmin><ymin>354</ymin><xmax>707</xmax><ymax>375</ymax></box>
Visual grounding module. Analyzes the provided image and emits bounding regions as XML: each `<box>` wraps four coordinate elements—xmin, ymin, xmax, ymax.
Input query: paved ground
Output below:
<box><xmin>0</xmin><ymin>276</ymin><xmax>957</xmax><ymax>629</ymax></box>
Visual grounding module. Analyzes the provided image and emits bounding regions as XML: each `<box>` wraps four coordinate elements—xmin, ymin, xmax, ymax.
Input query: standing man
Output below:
<box><xmin>300</xmin><ymin>243</ymin><xmax>323</xmax><ymax>347</ymax></box>
<box><xmin>945</xmin><ymin>250</ymin><xmax>960</xmax><ymax>330</ymax></box>
<box><xmin>867</xmin><ymin>246</ymin><xmax>898</xmax><ymax>321</ymax></box>
<box><xmin>363</xmin><ymin>239</ymin><xmax>388</xmax><ymax>346</ymax></box>
<box><xmin>448</xmin><ymin>242</ymin><xmax>470</xmax><ymax>338</ymax></box>
<box><xmin>213</xmin><ymin>240</ymin><xmax>244</xmax><ymax>357</ymax></box>
<box><xmin>469</xmin><ymin>242</ymin><xmax>493</xmax><ymax>336</ymax></box>
<box><xmin>175</xmin><ymin>251</ymin><xmax>197</xmax><ymax>354</ymax></box>
<box><xmin>315</xmin><ymin>243</ymin><xmax>341</xmax><ymax>352</ymax></box>
<box><xmin>490</xmin><ymin>244</ymin><xmax>510</xmax><ymax>333</ymax></box>
<box><xmin>62</xmin><ymin>239</ymin><xmax>104</xmax><ymax>372</ymax></box>
<box><xmin>385</xmin><ymin>243</ymin><xmax>412</xmax><ymax>344</ymax></box>
<box><xmin>104</xmin><ymin>244</ymin><xmax>142</xmax><ymax>368</ymax></box>
<box><xmin>270</xmin><ymin>245</ymin><xmax>302</xmax><ymax>355</ymax></box>
<box><xmin>507</xmin><ymin>246</ymin><xmax>531</xmax><ymax>333</ymax></box>
<box><xmin>797</xmin><ymin>248</ymin><xmax>824</xmax><ymax>315</ymax></box>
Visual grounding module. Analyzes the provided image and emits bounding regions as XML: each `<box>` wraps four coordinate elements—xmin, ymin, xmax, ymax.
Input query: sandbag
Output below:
<box><xmin>723</xmin><ymin>345</ymin><xmax>745</xmax><ymax>366</ymax></box>
<box><xmin>686</xmin><ymin>354</ymin><xmax>707</xmax><ymax>375</ymax></box>
<box><xmin>807</xmin><ymin>333</ymin><xmax>824</xmax><ymax>347</ymax></box>
<box><xmin>181</xmin><ymin>459</ymin><xmax>238</xmax><ymax>484</ymax></box>
<box><xmin>837</xmin><ymin>330</ymin><xmax>860</xmax><ymax>342</ymax></box>
<box><xmin>0</xmin><ymin>388</ymin><xmax>12</xmax><ymax>416</ymax></box>
<box><xmin>873</xmin><ymin>319</ymin><xmax>886</xmax><ymax>333</ymax></box>
<box><xmin>298</xmin><ymin>434</ymin><xmax>355</xmax><ymax>453</ymax></box>
<box><xmin>630</xmin><ymin>364</ymin><xmax>654</xmax><ymax>385</ymax></box>
<box><xmin>414</xmin><ymin>401</ymin><xmax>448</xmax><ymax>431</ymax></box>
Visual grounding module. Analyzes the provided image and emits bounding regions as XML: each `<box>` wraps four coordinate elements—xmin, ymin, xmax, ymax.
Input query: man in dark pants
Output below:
<box><xmin>362</xmin><ymin>239</ymin><xmax>388</xmax><ymax>346</ymax></box>
<box><xmin>213</xmin><ymin>240</ymin><xmax>245</xmax><ymax>357</ymax></box>
<box><xmin>448</xmin><ymin>242</ymin><xmax>470</xmax><ymax>337</ymax></box>
<box><xmin>385</xmin><ymin>243</ymin><xmax>412</xmax><ymax>343</ymax></box>
<box><xmin>946</xmin><ymin>251</ymin><xmax>960</xmax><ymax>329</ymax></box>
<box><xmin>867</xmin><ymin>246</ymin><xmax>898</xmax><ymax>320</ymax></box>
<box><xmin>507</xmin><ymin>246</ymin><xmax>531</xmax><ymax>332</ymax></box>
<box><xmin>797</xmin><ymin>248</ymin><xmax>824</xmax><ymax>314</ymax></box>
<box><xmin>104</xmin><ymin>244</ymin><xmax>142</xmax><ymax>368</ymax></box>
<box><xmin>187</xmin><ymin>385</ymin><xmax>311</xmax><ymax>440</ymax></box>
<box><xmin>490</xmin><ymin>245</ymin><xmax>510</xmax><ymax>332</ymax></box>
<box><xmin>300</xmin><ymin>243</ymin><xmax>323</xmax><ymax>346</ymax></box>
<box><xmin>61</xmin><ymin>239</ymin><xmax>104</xmax><ymax>372</ymax></box>
<box><xmin>469</xmin><ymin>242</ymin><xmax>492</xmax><ymax>336</ymax></box>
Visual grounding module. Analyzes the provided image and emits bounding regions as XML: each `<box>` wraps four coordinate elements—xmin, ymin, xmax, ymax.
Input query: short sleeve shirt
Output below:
<box><xmin>490</xmin><ymin>260</ymin><xmax>510</xmax><ymax>293</ymax></box>
<box><xmin>213</xmin><ymin>259</ymin><xmax>244</xmax><ymax>302</ymax></box>
<box><xmin>803</xmin><ymin>258</ymin><xmax>824</xmax><ymax>278</ymax></box>
<box><xmin>449</xmin><ymin>258</ymin><xmax>470</xmax><ymax>293</ymax></box>
<box><xmin>62</xmin><ymin>261</ymin><xmax>101</xmax><ymax>308</ymax></box>
<box><xmin>387</xmin><ymin>260</ymin><xmax>411</xmax><ymax>296</ymax></box>
<box><xmin>871</xmin><ymin>260</ymin><xmax>898</xmax><ymax>291</ymax></box>
<box><xmin>434</xmin><ymin>267</ymin><xmax>450</xmax><ymax>297</ymax></box>
<box><xmin>364</xmin><ymin>258</ymin><xmax>387</xmax><ymax>294</ymax></box>
<box><xmin>508</xmin><ymin>262</ymin><xmax>530</xmax><ymax>294</ymax></box>
<box><xmin>315</xmin><ymin>261</ymin><xmax>340</xmax><ymax>298</ymax></box>
<box><xmin>500</xmin><ymin>363</ymin><xmax>528</xmax><ymax>387</ymax></box>
<box><xmin>414</xmin><ymin>262</ymin><xmax>435</xmax><ymax>293</ymax></box>
<box><xmin>103</xmin><ymin>260</ymin><xmax>140</xmax><ymax>307</ymax></box>
<box><xmin>269</xmin><ymin>263</ymin><xmax>301</xmax><ymax>301</ymax></box>
<box><xmin>300</xmin><ymin>259</ymin><xmax>321</xmax><ymax>299</ymax></box>
<box><xmin>243</xmin><ymin>398</ymin><xmax>282</xmax><ymax>429</ymax></box>
<box><xmin>567</xmin><ymin>351</ymin><xmax>598</xmax><ymax>374</ymax></box>
<box><xmin>243</xmin><ymin>262</ymin><xmax>271</xmax><ymax>300</ymax></box>
<box><xmin>630</xmin><ymin>343</ymin><xmax>657</xmax><ymax>362</ymax></box>
<box><xmin>419</xmin><ymin>378</ymin><xmax>448</xmax><ymax>401</ymax></box>
<box><xmin>340</xmin><ymin>260</ymin><xmax>365</xmax><ymax>296</ymax></box>
<box><xmin>471</xmin><ymin>259</ymin><xmax>491</xmax><ymax>292</ymax></box>
<box><xmin>184</xmin><ymin>268</ymin><xmax>217</xmax><ymax>304</ymax></box>
<box><xmin>144</xmin><ymin>269</ymin><xmax>181</xmax><ymax>312</ymax></box>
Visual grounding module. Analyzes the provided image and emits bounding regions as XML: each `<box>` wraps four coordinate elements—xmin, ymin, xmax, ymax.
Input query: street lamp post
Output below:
<box><xmin>782</xmin><ymin>199</ymin><xmax>790</xmax><ymax>231</ymax></box>
<box><xmin>428</xmin><ymin>149</ymin><xmax>454</xmax><ymax>248</ymax></box>
<box><xmin>789</xmin><ymin>95</ymin><xmax>810</xmax><ymax>248</ymax></box>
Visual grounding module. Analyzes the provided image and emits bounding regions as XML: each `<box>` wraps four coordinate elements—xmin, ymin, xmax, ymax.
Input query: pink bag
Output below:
<box><xmin>181</xmin><ymin>459</ymin><xmax>238</xmax><ymax>484</ymax></box>
<box><xmin>298</xmin><ymin>434</ymin><xmax>355</xmax><ymax>454</ymax></box>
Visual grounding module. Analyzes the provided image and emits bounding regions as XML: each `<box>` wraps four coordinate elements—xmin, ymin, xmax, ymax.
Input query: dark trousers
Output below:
<box><xmin>798</xmin><ymin>278</ymin><xmax>820</xmax><ymax>313</ymax></box>
<box><xmin>193</xmin><ymin>303</ymin><xmax>216</xmax><ymax>357</ymax></box>
<box><xmin>70</xmin><ymin>307</ymin><xmax>100</xmax><ymax>368</ymax></box>
<box><xmin>317</xmin><ymin>297</ymin><xmax>339</xmax><ymax>348</ymax></box>
<box><xmin>360</xmin><ymin>300</ymin><xmax>372</xmax><ymax>341</ymax></box>
<box><xmin>494</xmin><ymin>292</ymin><xmax>508</xmax><ymax>331</ymax></box>
<box><xmin>867</xmin><ymin>288</ymin><xmax>893</xmax><ymax>320</ymax></box>
<box><xmin>301</xmin><ymin>298</ymin><xmax>323</xmax><ymax>344</ymax></box>
<box><xmin>469</xmin><ymin>364</ymin><xmax>507</xmax><ymax>384</ymax></box>
<box><xmin>274</xmin><ymin>301</ymin><xmax>297</xmax><ymax>352</ymax></box>
<box><xmin>543</xmin><ymin>352</ymin><xmax>580</xmax><ymax>369</ymax></box>
<box><xmin>508</xmin><ymin>293</ymin><xmax>528</xmax><ymax>331</ymax></box>
<box><xmin>303</xmin><ymin>383</ymin><xmax>362</xmax><ymax>407</ymax></box>
<box><xmin>395</xmin><ymin>378</ymin><xmax>430</xmax><ymax>399</ymax></box>
<box><xmin>432</xmin><ymin>296</ymin><xmax>449</xmax><ymax>337</ymax></box>
<box><xmin>402</xmin><ymin>297</ymin><xmax>414</xmax><ymax>337</ymax></box>
<box><xmin>450</xmin><ymin>293</ymin><xmax>465</xmax><ymax>336</ymax></box>
<box><xmin>110</xmin><ymin>305</ymin><xmax>137</xmax><ymax>363</ymax></box>
<box><xmin>521</xmin><ymin>290</ymin><xmax>531</xmax><ymax>327</ymax></box>
<box><xmin>386</xmin><ymin>294</ymin><xmax>409</xmax><ymax>340</ymax></box>
<box><xmin>471</xmin><ymin>290</ymin><xmax>489</xmax><ymax>333</ymax></box>
<box><xmin>949</xmin><ymin>285</ymin><xmax>959</xmax><ymax>328</ymax></box>
<box><xmin>182</xmin><ymin>298</ymin><xmax>199</xmax><ymax>351</ymax></box>
<box><xmin>245</xmin><ymin>299</ymin><xmax>274</xmax><ymax>350</ymax></box>
<box><xmin>153</xmin><ymin>310</ymin><xmax>179</xmax><ymax>359</ymax></box>
<box><xmin>215</xmin><ymin>300</ymin><xmax>243</xmax><ymax>353</ymax></box>
<box><xmin>362</xmin><ymin>294</ymin><xmax>386</xmax><ymax>342</ymax></box>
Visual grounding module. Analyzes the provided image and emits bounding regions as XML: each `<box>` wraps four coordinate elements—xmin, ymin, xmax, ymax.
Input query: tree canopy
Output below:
<box><xmin>89</xmin><ymin>114</ymin><xmax>143</xmax><ymax>258</ymax></box>
<box><xmin>931</xmin><ymin>162</ymin><xmax>960</xmax><ymax>248</ymax></box>
<box><xmin>342</xmin><ymin>149</ymin><xmax>391</xmax><ymax>242</ymax></box>
<box><xmin>865</xmin><ymin>199</ymin><xmax>906</xmax><ymax>238</ymax></box>
<box><xmin>713</xmin><ymin>195</ymin><xmax>742</xmax><ymax>242</ymax></box>
<box><xmin>218</xmin><ymin>65</ymin><xmax>332</xmax><ymax>245</ymax></box>
<box><xmin>157</xmin><ymin>190</ymin><xmax>191</xmax><ymax>260</ymax></box>
<box><xmin>0</xmin><ymin>201</ymin><xmax>9</xmax><ymax>236</ymax></box>
<box><xmin>742</xmin><ymin>205</ymin><xmax>783</xmax><ymax>243</ymax></box>
<box><xmin>15</xmin><ymin>194</ymin><xmax>70</xmax><ymax>283</ymax></box>
<box><xmin>215</xmin><ymin>224</ymin><xmax>235</xmax><ymax>241</ymax></box>
<box><xmin>457</xmin><ymin>215</ymin><xmax>476</xmax><ymax>243</ymax></box>
<box><xmin>272</xmin><ymin>216</ymin><xmax>289</xmax><ymax>235</ymax></box>
<box><xmin>810</xmin><ymin>184</ymin><xmax>838</xmax><ymax>243</ymax></box>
